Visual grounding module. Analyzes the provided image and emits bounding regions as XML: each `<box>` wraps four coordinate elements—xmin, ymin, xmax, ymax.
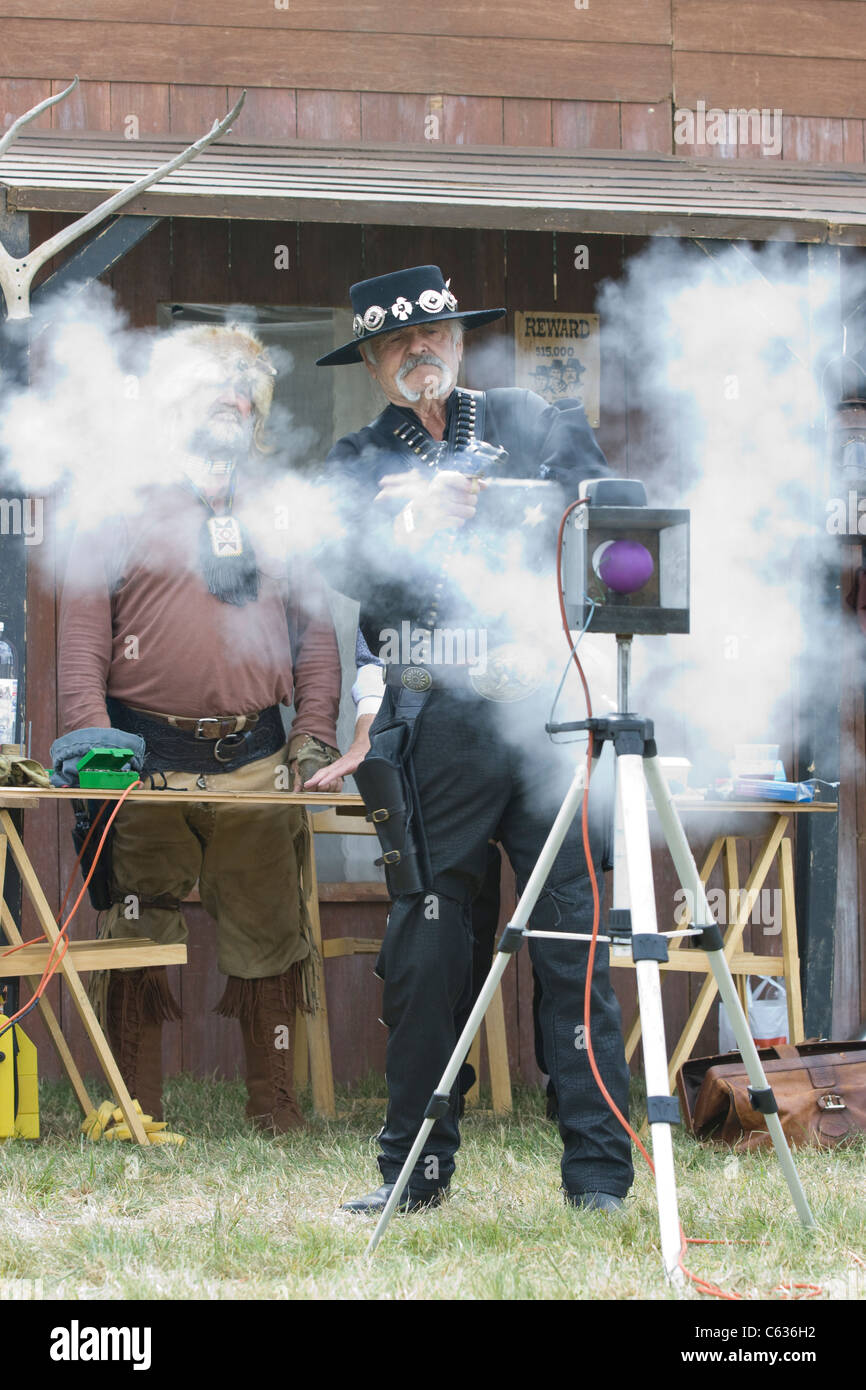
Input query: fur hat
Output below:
<box><xmin>150</xmin><ymin>323</ymin><xmax>277</xmax><ymax>453</ymax></box>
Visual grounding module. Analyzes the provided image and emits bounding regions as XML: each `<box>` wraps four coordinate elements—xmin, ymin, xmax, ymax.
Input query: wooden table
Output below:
<box><xmin>617</xmin><ymin>799</ymin><xmax>838</xmax><ymax>1089</ymax></box>
<box><xmin>0</xmin><ymin>786</ymin><xmax>367</xmax><ymax>1141</ymax></box>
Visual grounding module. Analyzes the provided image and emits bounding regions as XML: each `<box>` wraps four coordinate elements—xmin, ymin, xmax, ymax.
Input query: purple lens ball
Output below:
<box><xmin>593</xmin><ymin>539</ymin><xmax>654</xmax><ymax>594</ymax></box>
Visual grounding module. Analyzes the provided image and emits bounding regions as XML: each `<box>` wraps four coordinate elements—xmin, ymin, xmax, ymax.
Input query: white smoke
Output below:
<box><xmin>0</xmin><ymin>285</ymin><xmax>347</xmax><ymax>659</ymax></box>
<box><xmin>594</xmin><ymin>239</ymin><xmax>854</xmax><ymax>783</ymax></box>
<box><xmin>0</xmin><ymin>252</ymin><xmax>858</xmax><ymax>787</ymax></box>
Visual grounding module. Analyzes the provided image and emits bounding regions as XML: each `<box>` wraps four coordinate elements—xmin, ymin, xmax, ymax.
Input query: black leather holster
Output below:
<box><xmin>353</xmin><ymin>719</ymin><xmax>428</xmax><ymax>897</ymax></box>
<box><xmin>71</xmin><ymin>800</ymin><xmax>115</xmax><ymax>911</ymax></box>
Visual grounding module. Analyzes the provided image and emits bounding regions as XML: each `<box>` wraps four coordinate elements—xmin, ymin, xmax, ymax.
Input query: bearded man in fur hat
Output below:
<box><xmin>54</xmin><ymin>324</ymin><xmax>343</xmax><ymax>1133</ymax></box>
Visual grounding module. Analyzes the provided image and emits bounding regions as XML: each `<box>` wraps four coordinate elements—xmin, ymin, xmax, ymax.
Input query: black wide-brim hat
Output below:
<box><xmin>316</xmin><ymin>264</ymin><xmax>505</xmax><ymax>366</ymax></box>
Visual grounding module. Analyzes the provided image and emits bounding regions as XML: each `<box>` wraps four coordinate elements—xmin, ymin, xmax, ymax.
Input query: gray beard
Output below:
<box><xmin>396</xmin><ymin>367</ymin><xmax>454</xmax><ymax>404</ymax></box>
<box><xmin>189</xmin><ymin>415</ymin><xmax>253</xmax><ymax>460</ymax></box>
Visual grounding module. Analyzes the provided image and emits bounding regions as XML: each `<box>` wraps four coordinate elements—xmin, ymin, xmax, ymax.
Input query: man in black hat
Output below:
<box><xmin>317</xmin><ymin>266</ymin><xmax>634</xmax><ymax>1213</ymax></box>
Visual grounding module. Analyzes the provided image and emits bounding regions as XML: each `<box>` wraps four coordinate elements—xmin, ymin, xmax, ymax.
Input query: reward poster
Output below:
<box><xmin>514</xmin><ymin>311</ymin><xmax>600</xmax><ymax>427</ymax></box>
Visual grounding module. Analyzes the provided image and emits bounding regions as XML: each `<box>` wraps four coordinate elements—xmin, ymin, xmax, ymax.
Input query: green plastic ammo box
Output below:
<box><xmin>76</xmin><ymin>747</ymin><xmax>139</xmax><ymax>789</ymax></box>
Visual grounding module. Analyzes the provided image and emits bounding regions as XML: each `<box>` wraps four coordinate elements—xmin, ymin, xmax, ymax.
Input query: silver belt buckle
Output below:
<box><xmin>194</xmin><ymin>718</ymin><xmax>223</xmax><ymax>740</ymax></box>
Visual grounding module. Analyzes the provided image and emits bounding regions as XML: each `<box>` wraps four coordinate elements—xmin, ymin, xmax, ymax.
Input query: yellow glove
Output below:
<box><xmin>80</xmin><ymin>1098</ymin><xmax>185</xmax><ymax>1146</ymax></box>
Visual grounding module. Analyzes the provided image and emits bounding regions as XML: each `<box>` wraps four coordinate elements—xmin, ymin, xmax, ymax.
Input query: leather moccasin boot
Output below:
<box><xmin>105</xmin><ymin>965</ymin><xmax>181</xmax><ymax>1122</ymax></box>
<box><xmin>218</xmin><ymin>968</ymin><xmax>306</xmax><ymax>1134</ymax></box>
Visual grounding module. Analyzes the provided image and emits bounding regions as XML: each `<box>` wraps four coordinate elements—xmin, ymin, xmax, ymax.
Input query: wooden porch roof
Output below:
<box><xmin>2</xmin><ymin>134</ymin><xmax>866</xmax><ymax>244</ymax></box>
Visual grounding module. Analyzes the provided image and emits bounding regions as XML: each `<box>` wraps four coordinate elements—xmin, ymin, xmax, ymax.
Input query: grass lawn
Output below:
<box><xmin>1</xmin><ymin>1075</ymin><xmax>864</xmax><ymax>1301</ymax></box>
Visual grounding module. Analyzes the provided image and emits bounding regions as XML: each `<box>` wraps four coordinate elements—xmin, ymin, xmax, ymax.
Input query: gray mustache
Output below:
<box><xmin>397</xmin><ymin>353</ymin><xmax>448</xmax><ymax>380</ymax></box>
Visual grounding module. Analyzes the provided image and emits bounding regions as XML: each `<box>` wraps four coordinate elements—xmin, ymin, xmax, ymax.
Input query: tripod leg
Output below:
<box><xmin>366</xmin><ymin>758</ymin><xmax>589</xmax><ymax>1256</ymax></box>
<box><xmin>616</xmin><ymin>754</ymin><xmax>685</xmax><ymax>1281</ymax></box>
<box><xmin>643</xmin><ymin>754</ymin><xmax>815</xmax><ymax>1229</ymax></box>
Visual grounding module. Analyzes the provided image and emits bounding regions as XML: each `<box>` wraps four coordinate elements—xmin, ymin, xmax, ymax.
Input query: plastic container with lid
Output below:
<box><xmin>76</xmin><ymin>747</ymin><xmax>140</xmax><ymax>789</ymax></box>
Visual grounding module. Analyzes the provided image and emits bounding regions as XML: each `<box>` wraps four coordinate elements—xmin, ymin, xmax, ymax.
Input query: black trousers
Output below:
<box><xmin>370</xmin><ymin>684</ymin><xmax>634</xmax><ymax>1199</ymax></box>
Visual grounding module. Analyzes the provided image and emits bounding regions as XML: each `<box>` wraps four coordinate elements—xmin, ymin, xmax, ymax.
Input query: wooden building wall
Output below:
<box><xmin>1</xmin><ymin>0</ymin><xmax>865</xmax><ymax>164</ymax></box>
<box><xmin>16</xmin><ymin>214</ymin><xmax>800</xmax><ymax>1088</ymax></box>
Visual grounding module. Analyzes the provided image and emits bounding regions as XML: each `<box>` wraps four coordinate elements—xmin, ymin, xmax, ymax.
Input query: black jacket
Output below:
<box><xmin>323</xmin><ymin>387</ymin><xmax>609</xmax><ymax>654</ymax></box>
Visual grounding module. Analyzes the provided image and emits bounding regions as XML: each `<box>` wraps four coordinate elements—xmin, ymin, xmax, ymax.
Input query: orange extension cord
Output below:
<box><xmin>0</xmin><ymin>780</ymin><xmax>141</xmax><ymax>1033</ymax></box>
<box><xmin>554</xmin><ymin>499</ymin><xmax>820</xmax><ymax>1301</ymax></box>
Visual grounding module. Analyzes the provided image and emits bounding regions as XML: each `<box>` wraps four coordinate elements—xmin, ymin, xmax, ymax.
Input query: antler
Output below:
<box><xmin>0</xmin><ymin>76</ymin><xmax>80</xmax><ymax>161</ymax></box>
<box><xmin>0</xmin><ymin>87</ymin><xmax>246</xmax><ymax>321</ymax></box>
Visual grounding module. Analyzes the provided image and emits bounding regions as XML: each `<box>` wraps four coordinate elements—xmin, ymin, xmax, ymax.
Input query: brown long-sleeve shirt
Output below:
<box><xmin>58</xmin><ymin>482</ymin><xmax>341</xmax><ymax>744</ymax></box>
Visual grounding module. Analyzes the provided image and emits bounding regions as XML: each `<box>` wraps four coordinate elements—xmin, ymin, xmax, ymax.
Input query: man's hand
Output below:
<box><xmin>303</xmin><ymin>715</ymin><xmax>374</xmax><ymax>791</ymax></box>
<box><xmin>376</xmin><ymin>469</ymin><xmax>486</xmax><ymax>544</ymax></box>
<box><xmin>288</xmin><ymin>734</ymin><xmax>343</xmax><ymax>794</ymax></box>
<box><xmin>374</xmin><ymin>468</ymin><xmax>426</xmax><ymax>505</ymax></box>
<box><xmin>299</xmin><ymin>764</ymin><xmax>344</xmax><ymax>793</ymax></box>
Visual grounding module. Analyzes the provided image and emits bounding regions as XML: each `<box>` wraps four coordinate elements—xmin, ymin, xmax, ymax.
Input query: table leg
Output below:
<box><xmin>622</xmin><ymin>834</ymin><xmax>727</xmax><ymax>1062</ymax></box>
<box><xmin>298</xmin><ymin>812</ymin><xmax>336</xmax><ymax>1119</ymax></box>
<box><xmin>779</xmin><ymin>836</ymin><xmax>805</xmax><ymax>1043</ymax></box>
<box><xmin>624</xmin><ymin>1007</ymin><xmax>642</xmax><ymax>1063</ymax></box>
<box><xmin>666</xmin><ymin>815</ymin><xmax>789</xmax><ymax>1088</ymax></box>
<box><xmin>721</xmin><ymin>837</ymin><xmax>748</xmax><ymax>1013</ymax></box>
<box><xmin>485</xmin><ymin>983</ymin><xmax>512</xmax><ymax>1116</ymax></box>
<box><xmin>0</xmin><ymin>898</ymin><xmax>93</xmax><ymax>1117</ymax></box>
<box><xmin>0</xmin><ymin>811</ymin><xmax>149</xmax><ymax>1145</ymax></box>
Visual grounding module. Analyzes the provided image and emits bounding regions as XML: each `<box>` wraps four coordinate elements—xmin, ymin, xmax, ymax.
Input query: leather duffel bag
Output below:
<box><xmin>676</xmin><ymin>1041</ymin><xmax>866</xmax><ymax>1150</ymax></box>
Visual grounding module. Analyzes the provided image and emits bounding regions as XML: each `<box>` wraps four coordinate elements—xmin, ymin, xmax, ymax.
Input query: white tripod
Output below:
<box><xmin>366</xmin><ymin>636</ymin><xmax>815</xmax><ymax>1278</ymax></box>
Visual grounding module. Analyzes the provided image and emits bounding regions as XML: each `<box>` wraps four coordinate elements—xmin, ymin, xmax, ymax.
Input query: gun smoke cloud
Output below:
<box><xmin>0</xmin><ymin>286</ymin><xmax>344</xmax><ymax>656</ymax></box>
<box><xmin>0</xmin><ymin>248</ymin><xmax>859</xmax><ymax>794</ymax></box>
<box><xmin>593</xmin><ymin>238</ymin><xmax>859</xmax><ymax>784</ymax></box>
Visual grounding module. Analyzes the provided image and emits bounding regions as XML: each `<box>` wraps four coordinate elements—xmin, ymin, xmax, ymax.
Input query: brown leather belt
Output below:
<box><xmin>127</xmin><ymin>705</ymin><xmax>261</xmax><ymax>740</ymax></box>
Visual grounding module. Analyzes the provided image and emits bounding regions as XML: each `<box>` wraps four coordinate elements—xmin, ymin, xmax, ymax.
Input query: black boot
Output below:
<box><xmin>341</xmin><ymin>1183</ymin><xmax>446</xmax><ymax>1214</ymax></box>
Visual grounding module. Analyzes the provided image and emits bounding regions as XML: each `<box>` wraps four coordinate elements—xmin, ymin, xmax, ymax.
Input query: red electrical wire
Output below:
<box><xmin>2</xmin><ymin>799</ymin><xmax>109</xmax><ymax>956</ymax></box>
<box><xmin>555</xmin><ymin>499</ymin><xmax>594</xmax><ymax>719</ymax></box>
<box><xmin>1</xmin><ymin>782</ymin><xmax>141</xmax><ymax>1028</ymax></box>
<box><xmin>555</xmin><ymin>499</ymin><xmax>655</xmax><ymax>1173</ymax></box>
<box><xmin>554</xmin><ymin>501</ymin><xmax>819</xmax><ymax>1301</ymax></box>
